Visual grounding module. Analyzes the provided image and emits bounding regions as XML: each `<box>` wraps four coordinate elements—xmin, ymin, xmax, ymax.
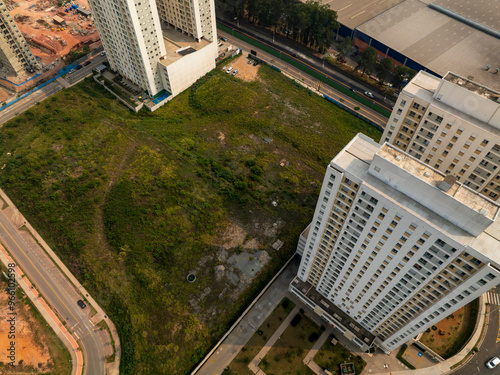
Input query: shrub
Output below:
<box><xmin>308</xmin><ymin>332</ymin><xmax>320</xmax><ymax>342</ymax></box>
<box><xmin>282</xmin><ymin>299</ymin><xmax>289</xmax><ymax>309</ymax></box>
<box><xmin>290</xmin><ymin>314</ymin><xmax>302</xmax><ymax>327</ymax></box>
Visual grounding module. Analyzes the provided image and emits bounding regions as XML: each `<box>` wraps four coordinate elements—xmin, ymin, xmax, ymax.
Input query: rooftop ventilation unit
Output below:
<box><xmin>479</xmin><ymin>208</ymin><xmax>489</xmax><ymax>217</ymax></box>
<box><xmin>438</xmin><ymin>175</ymin><xmax>456</xmax><ymax>192</ymax></box>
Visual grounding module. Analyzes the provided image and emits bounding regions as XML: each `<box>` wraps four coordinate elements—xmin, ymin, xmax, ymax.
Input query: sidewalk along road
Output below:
<box><xmin>0</xmin><ymin>206</ymin><xmax>107</xmax><ymax>374</ymax></box>
<box><xmin>217</xmin><ymin>19</ymin><xmax>393</xmax><ymax>116</ymax></box>
<box><xmin>219</xmin><ymin>31</ymin><xmax>388</xmax><ymax>129</ymax></box>
<box><xmin>0</xmin><ymin>55</ymin><xmax>107</xmax><ymax>127</ymax></box>
<box><xmin>0</xmin><ymin>244</ymin><xmax>83</xmax><ymax>375</ymax></box>
<box><xmin>196</xmin><ymin>257</ymin><xmax>300</xmax><ymax>375</ymax></box>
<box><xmin>452</xmin><ymin>287</ymin><xmax>500</xmax><ymax>375</ymax></box>
<box><xmin>0</xmin><ymin>80</ymin><xmax>63</xmax><ymax>126</ymax></box>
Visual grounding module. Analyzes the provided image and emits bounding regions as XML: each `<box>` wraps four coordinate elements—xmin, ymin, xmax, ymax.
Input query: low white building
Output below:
<box><xmin>292</xmin><ymin>133</ymin><xmax>500</xmax><ymax>353</ymax></box>
<box><xmin>87</xmin><ymin>0</ymin><xmax>217</xmax><ymax>106</ymax></box>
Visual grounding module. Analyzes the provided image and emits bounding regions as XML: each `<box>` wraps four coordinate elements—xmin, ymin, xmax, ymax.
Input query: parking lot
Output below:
<box><xmin>222</xmin><ymin>55</ymin><xmax>260</xmax><ymax>82</ymax></box>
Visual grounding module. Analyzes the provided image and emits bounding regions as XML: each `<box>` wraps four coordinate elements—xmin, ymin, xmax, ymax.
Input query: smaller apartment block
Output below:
<box><xmin>382</xmin><ymin>71</ymin><xmax>500</xmax><ymax>201</ymax></box>
<box><xmin>0</xmin><ymin>1</ymin><xmax>38</xmax><ymax>76</ymax></box>
<box><xmin>291</xmin><ymin>134</ymin><xmax>500</xmax><ymax>353</ymax></box>
<box><xmin>87</xmin><ymin>0</ymin><xmax>217</xmax><ymax>101</ymax></box>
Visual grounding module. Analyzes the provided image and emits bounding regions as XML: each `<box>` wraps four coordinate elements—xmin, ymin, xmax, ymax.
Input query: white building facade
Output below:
<box><xmin>87</xmin><ymin>0</ymin><xmax>217</xmax><ymax>99</ymax></box>
<box><xmin>382</xmin><ymin>71</ymin><xmax>500</xmax><ymax>201</ymax></box>
<box><xmin>291</xmin><ymin>134</ymin><xmax>500</xmax><ymax>353</ymax></box>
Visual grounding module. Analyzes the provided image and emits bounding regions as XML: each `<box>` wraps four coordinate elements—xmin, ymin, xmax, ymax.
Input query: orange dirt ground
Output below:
<box><xmin>0</xmin><ymin>286</ymin><xmax>53</xmax><ymax>372</ymax></box>
<box><xmin>222</xmin><ymin>55</ymin><xmax>260</xmax><ymax>82</ymax></box>
<box><xmin>9</xmin><ymin>0</ymin><xmax>99</xmax><ymax>67</ymax></box>
<box><xmin>419</xmin><ymin>306</ymin><xmax>466</xmax><ymax>355</ymax></box>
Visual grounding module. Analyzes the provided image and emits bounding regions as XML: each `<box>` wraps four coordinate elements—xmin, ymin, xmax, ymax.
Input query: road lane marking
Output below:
<box><xmin>497</xmin><ymin>312</ymin><xmax>500</xmax><ymax>343</ymax></box>
<box><xmin>0</xmin><ymin>219</ymin><xmax>79</xmax><ymax>322</ymax></box>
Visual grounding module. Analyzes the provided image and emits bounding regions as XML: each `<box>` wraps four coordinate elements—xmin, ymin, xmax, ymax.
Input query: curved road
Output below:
<box><xmin>0</xmin><ymin>206</ymin><xmax>106</xmax><ymax>374</ymax></box>
<box><xmin>454</xmin><ymin>286</ymin><xmax>500</xmax><ymax>375</ymax></box>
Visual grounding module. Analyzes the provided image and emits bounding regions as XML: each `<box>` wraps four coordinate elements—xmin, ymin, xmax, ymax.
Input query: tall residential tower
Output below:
<box><xmin>0</xmin><ymin>1</ymin><xmax>38</xmax><ymax>76</ymax></box>
<box><xmin>87</xmin><ymin>0</ymin><xmax>217</xmax><ymax>98</ymax></box>
<box><xmin>291</xmin><ymin>134</ymin><xmax>500</xmax><ymax>353</ymax></box>
<box><xmin>381</xmin><ymin>71</ymin><xmax>500</xmax><ymax>201</ymax></box>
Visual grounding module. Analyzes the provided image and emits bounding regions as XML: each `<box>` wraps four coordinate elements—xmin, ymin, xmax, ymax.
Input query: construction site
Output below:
<box><xmin>0</xmin><ymin>0</ymin><xmax>100</xmax><ymax>103</ymax></box>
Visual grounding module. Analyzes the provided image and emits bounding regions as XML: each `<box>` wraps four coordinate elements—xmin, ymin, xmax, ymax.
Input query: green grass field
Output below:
<box><xmin>314</xmin><ymin>335</ymin><xmax>366</xmax><ymax>374</ymax></box>
<box><xmin>227</xmin><ymin>298</ymin><xmax>296</xmax><ymax>375</ymax></box>
<box><xmin>259</xmin><ymin>312</ymin><xmax>320</xmax><ymax>375</ymax></box>
<box><xmin>0</xmin><ymin>65</ymin><xmax>381</xmax><ymax>374</ymax></box>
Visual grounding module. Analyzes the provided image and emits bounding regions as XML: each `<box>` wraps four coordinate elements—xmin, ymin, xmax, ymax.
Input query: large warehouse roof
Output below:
<box><xmin>320</xmin><ymin>0</ymin><xmax>405</xmax><ymax>29</ymax></box>
<box><xmin>433</xmin><ymin>0</ymin><xmax>500</xmax><ymax>31</ymax></box>
<box><xmin>356</xmin><ymin>0</ymin><xmax>500</xmax><ymax>92</ymax></box>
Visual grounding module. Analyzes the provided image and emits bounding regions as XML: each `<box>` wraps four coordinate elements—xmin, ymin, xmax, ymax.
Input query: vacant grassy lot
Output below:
<box><xmin>314</xmin><ymin>335</ymin><xmax>366</xmax><ymax>374</ymax></box>
<box><xmin>0</xmin><ymin>65</ymin><xmax>380</xmax><ymax>374</ymax></box>
<box><xmin>259</xmin><ymin>311</ymin><xmax>320</xmax><ymax>375</ymax></box>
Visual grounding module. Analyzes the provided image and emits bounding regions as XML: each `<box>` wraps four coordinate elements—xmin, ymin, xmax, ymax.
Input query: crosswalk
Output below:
<box><xmin>485</xmin><ymin>291</ymin><xmax>500</xmax><ymax>305</ymax></box>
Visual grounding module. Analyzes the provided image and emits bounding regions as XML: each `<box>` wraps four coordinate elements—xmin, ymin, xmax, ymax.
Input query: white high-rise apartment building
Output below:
<box><xmin>87</xmin><ymin>0</ymin><xmax>217</xmax><ymax>98</ymax></box>
<box><xmin>382</xmin><ymin>71</ymin><xmax>500</xmax><ymax>201</ymax></box>
<box><xmin>0</xmin><ymin>1</ymin><xmax>38</xmax><ymax>76</ymax></box>
<box><xmin>291</xmin><ymin>134</ymin><xmax>500</xmax><ymax>353</ymax></box>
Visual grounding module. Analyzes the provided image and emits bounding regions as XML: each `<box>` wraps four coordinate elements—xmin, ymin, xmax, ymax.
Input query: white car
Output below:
<box><xmin>364</xmin><ymin>91</ymin><xmax>375</xmax><ymax>98</ymax></box>
<box><xmin>486</xmin><ymin>357</ymin><xmax>500</xmax><ymax>369</ymax></box>
<box><xmin>232</xmin><ymin>70</ymin><xmax>238</xmax><ymax>76</ymax></box>
<box><xmin>226</xmin><ymin>67</ymin><xmax>233</xmax><ymax>73</ymax></box>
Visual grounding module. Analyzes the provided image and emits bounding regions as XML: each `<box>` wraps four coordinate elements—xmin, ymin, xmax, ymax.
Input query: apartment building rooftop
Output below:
<box><xmin>443</xmin><ymin>72</ymin><xmax>500</xmax><ymax>103</ymax></box>
<box><xmin>402</xmin><ymin>71</ymin><xmax>500</xmax><ymax>134</ymax></box>
<box><xmin>160</xmin><ymin>26</ymin><xmax>211</xmax><ymax>66</ymax></box>
<box><xmin>332</xmin><ymin>134</ymin><xmax>500</xmax><ymax>262</ymax></box>
<box><xmin>378</xmin><ymin>143</ymin><xmax>500</xmax><ymax>220</ymax></box>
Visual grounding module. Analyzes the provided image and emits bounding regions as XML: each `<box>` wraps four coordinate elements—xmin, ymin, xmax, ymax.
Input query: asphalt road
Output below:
<box><xmin>218</xmin><ymin>30</ymin><xmax>389</xmax><ymax>128</ymax></box>
<box><xmin>217</xmin><ymin>19</ymin><xmax>394</xmax><ymax>112</ymax></box>
<box><xmin>0</xmin><ymin>55</ymin><xmax>106</xmax><ymax>126</ymax></box>
<box><xmin>454</xmin><ymin>286</ymin><xmax>500</xmax><ymax>375</ymax></box>
<box><xmin>0</xmin><ymin>81</ymin><xmax>63</xmax><ymax>125</ymax></box>
<box><xmin>66</xmin><ymin>55</ymin><xmax>107</xmax><ymax>84</ymax></box>
<box><xmin>0</xmin><ymin>208</ymin><xmax>106</xmax><ymax>374</ymax></box>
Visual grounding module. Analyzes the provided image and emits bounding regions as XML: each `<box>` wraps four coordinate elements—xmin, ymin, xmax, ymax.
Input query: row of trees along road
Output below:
<box><xmin>220</xmin><ymin>0</ymin><xmax>339</xmax><ymax>53</ymax></box>
<box><xmin>349</xmin><ymin>43</ymin><xmax>417</xmax><ymax>90</ymax></box>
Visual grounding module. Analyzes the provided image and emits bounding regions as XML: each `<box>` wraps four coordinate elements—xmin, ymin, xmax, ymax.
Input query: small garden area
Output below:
<box><xmin>314</xmin><ymin>335</ymin><xmax>366</xmax><ymax>375</ymax></box>
<box><xmin>259</xmin><ymin>310</ymin><xmax>322</xmax><ymax>375</ymax></box>
<box><xmin>227</xmin><ymin>298</ymin><xmax>296</xmax><ymax>375</ymax></box>
<box><xmin>419</xmin><ymin>299</ymin><xmax>479</xmax><ymax>359</ymax></box>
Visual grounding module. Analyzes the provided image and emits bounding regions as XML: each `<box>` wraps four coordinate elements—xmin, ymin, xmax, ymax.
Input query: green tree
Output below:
<box><xmin>337</xmin><ymin>36</ymin><xmax>352</xmax><ymax>58</ymax></box>
<box><xmin>392</xmin><ymin>65</ymin><xmax>416</xmax><ymax>89</ymax></box>
<box><xmin>375</xmin><ymin>57</ymin><xmax>393</xmax><ymax>84</ymax></box>
<box><xmin>356</xmin><ymin>46</ymin><xmax>376</xmax><ymax>76</ymax></box>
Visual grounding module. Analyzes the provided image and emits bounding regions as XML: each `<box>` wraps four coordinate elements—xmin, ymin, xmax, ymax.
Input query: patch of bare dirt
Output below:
<box><xmin>0</xmin><ymin>288</ymin><xmax>53</xmax><ymax>372</ymax></box>
<box><xmin>224</xmin><ymin>55</ymin><xmax>259</xmax><ymax>82</ymax></box>
<box><xmin>9</xmin><ymin>0</ymin><xmax>99</xmax><ymax>67</ymax></box>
